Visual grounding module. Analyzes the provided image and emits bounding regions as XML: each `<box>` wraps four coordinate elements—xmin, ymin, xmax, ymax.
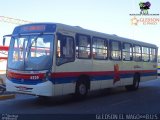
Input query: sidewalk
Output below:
<box><xmin>0</xmin><ymin>78</ymin><xmax>15</xmax><ymax>100</ymax></box>
<box><xmin>0</xmin><ymin>92</ymin><xmax>15</xmax><ymax>100</ymax></box>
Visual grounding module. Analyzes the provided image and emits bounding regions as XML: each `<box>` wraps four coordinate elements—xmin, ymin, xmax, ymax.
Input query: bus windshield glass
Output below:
<box><xmin>8</xmin><ymin>34</ymin><xmax>54</xmax><ymax>71</ymax></box>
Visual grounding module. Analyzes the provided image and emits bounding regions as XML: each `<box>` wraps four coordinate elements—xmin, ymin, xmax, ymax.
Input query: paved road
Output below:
<box><xmin>0</xmin><ymin>79</ymin><xmax>160</xmax><ymax>114</ymax></box>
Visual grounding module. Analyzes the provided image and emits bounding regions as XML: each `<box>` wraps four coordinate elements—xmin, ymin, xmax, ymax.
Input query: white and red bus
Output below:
<box><xmin>5</xmin><ymin>23</ymin><xmax>158</xmax><ymax>98</ymax></box>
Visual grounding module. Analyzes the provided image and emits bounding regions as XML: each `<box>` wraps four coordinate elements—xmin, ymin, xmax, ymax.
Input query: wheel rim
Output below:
<box><xmin>79</xmin><ymin>84</ymin><xmax>86</xmax><ymax>95</ymax></box>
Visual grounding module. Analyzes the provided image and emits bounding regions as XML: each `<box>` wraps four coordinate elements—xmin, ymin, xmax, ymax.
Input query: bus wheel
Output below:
<box><xmin>125</xmin><ymin>74</ymin><xmax>140</xmax><ymax>91</ymax></box>
<box><xmin>75</xmin><ymin>81</ymin><xmax>88</xmax><ymax>99</ymax></box>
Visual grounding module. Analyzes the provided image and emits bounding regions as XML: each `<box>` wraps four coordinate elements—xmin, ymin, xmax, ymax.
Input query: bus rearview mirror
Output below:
<box><xmin>3</xmin><ymin>37</ymin><xmax>6</xmax><ymax>46</ymax></box>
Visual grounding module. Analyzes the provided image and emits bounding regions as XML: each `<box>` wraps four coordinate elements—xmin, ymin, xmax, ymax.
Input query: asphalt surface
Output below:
<box><xmin>0</xmin><ymin>79</ymin><xmax>160</xmax><ymax>114</ymax></box>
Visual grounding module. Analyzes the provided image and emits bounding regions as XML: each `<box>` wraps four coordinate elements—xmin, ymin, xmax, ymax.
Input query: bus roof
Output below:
<box><xmin>14</xmin><ymin>22</ymin><xmax>157</xmax><ymax>48</ymax></box>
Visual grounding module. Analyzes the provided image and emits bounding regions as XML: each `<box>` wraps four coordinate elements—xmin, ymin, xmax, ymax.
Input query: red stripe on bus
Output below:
<box><xmin>7</xmin><ymin>71</ymin><xmax>45</xmax><ymax>80</ymax></box>
<box><xmin>52</xmin><ymin>71</ymin><xmax>114</xmax><ymax>78</ymax></box>
<box><xmin>52</xmin><ymin>70</ymin><xmax>157</xmax><ymax>78</ymax></box>
<box><xmin>7</xmin><ymin>70</ymin><xmax>157</xmax><ymax>79</ymax></box>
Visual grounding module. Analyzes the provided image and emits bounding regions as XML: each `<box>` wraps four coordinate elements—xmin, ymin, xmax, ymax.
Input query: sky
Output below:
<box><xmin>0</xmin><ymin>0</ymin><xmax>160</xmax><ymax>54</ymax></box>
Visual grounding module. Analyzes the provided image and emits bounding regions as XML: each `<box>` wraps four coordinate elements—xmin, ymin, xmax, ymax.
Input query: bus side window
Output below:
<box><xmin>150</xmin><ymin>48</ymin><xmax>156</xmax><ymax>62</ymax></box>
<box><xmin>133</xmin><ymin>45</ymin><xmax>142</xmax><ymax>61</ymax></box>
<box><xmin>122</xmin><ymin>43</ymin><xmax>132</xmax><ymax>61</ymax></box>
<box><xmin>110</xmin><ymin>40</ymin><xmax>121</xmax><ymax>60</ymax></box>
<box><xmin>76</xmin><ymin>34</ymin><xmax>91</xmax><ymax>59</ymax></box>
<box><xmin>142</xmin><ymin>47</ymin><xmax>149</xmax><ymax>62</ymax></box>
<box><xmin>56</xmin><ymin>33</ymin><xmax>75</xmax><ymax>65</ymax></box>
<box><xmin>92</xmin><ymin>37</ymin><xmax>108</xmax><ymax>60</ymax></box>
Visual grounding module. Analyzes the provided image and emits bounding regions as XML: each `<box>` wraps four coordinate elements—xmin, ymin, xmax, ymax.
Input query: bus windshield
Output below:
<box><xmin>8</xmin><ymin>34</ymin><xmax>54</xmax><ymax>71</ymax></box>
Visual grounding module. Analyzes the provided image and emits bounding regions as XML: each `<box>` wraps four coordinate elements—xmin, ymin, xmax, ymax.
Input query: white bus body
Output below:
<box><xmin>6</xmin><ymin>23</ymin><xmax>158</xmax><ymax>97</ymax></box>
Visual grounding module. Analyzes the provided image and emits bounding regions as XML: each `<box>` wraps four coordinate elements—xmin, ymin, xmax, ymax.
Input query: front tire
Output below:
<box><xmin>75</xmin><ymin>81</ymin><xmax>88</xmax><ymax>99</ymax></box>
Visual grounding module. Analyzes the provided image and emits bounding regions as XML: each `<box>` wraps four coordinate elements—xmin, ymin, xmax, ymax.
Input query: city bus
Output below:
<box><xmin>5</xmin><ymin>23</ymin><xmax>158</xmax><ymax>98</ymax></box>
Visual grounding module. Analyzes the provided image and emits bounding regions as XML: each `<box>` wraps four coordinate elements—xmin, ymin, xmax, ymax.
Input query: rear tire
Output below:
<box><xmin>125</xmin><ymin>74</ymin><xmax>140</xmax><ymax>91</ymax></box>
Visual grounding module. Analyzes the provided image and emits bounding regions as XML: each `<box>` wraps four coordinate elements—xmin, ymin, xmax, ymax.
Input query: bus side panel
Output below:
<box><xmin>91</xmin><ymin>60</ymin><xmax>112</xmax><ymax>90</ymax></box>
<box><xmin>62</xmin><ymin>83</ymin><xmax>75</xmax><ymax>95</ymax></box>
<box><xmin>121</xmin><ymin>61</ymin><xmax>134</xmax><ymax>86</ymax></box>
<box><xmin>54</xmin><ymin>84</ymin><xmax>63</xmax><ymax>96</ymax></box>
<box><xmin>54</xmin><ymin>59</ymin><xmax>92</xmax><ymax>96</ymax></box>
<box><xmin>141</xmin><ymin>62</ymin><xmax>157</xmax><ymax>82</ymax></box>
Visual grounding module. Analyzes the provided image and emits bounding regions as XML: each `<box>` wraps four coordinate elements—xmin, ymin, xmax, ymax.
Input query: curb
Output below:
<box><xmin>0</xmin><ymin>94</ymin><xmax>15</xmax><ymax>100</ymax></box>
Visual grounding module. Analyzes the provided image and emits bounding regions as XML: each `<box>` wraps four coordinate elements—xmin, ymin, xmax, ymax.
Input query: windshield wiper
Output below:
<box><xmin>26</xmin><ymin>33</ymin><xmax>43</xmax><ymax>58</ymax></box>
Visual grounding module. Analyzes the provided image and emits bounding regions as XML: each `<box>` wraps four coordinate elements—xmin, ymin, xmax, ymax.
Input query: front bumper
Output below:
<box><xmin>6</xmin><ymin>79</ymin><xmax>53</xmax><ymax>96</ymax></box>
